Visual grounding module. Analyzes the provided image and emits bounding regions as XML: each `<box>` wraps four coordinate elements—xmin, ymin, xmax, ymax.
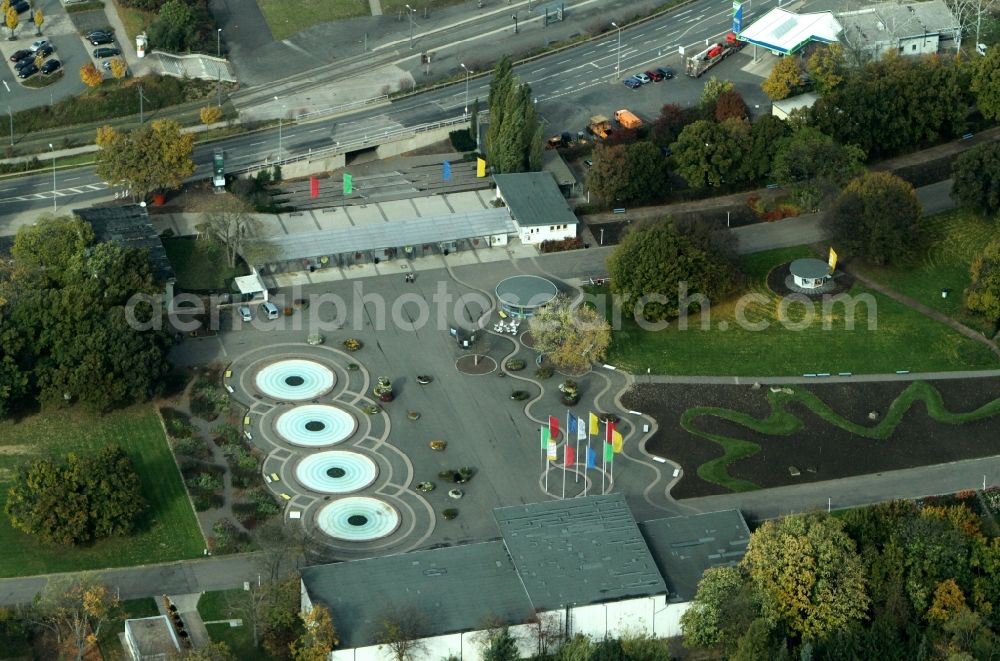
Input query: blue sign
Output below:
<box><xmin>443</xmin><ymin>161</ymin><xmax>452</xmax><ymax>181</ymax></box>
<box><xmin>732</xmin><ymin>1</ymin><xmax>743</xmax><ymax>33</ymax></box>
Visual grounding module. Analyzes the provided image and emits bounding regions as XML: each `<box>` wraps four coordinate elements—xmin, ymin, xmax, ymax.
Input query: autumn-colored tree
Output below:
<box><xmin>714</xmin><ymin>89</ymin><xmax>748</xmax><ymax>122</ymax></box>
<box><xmin>80</xmin><ymin>63</ymin><xmax>102</xmax><ymax>88</ymax></box>
<box><xmin>109</xmin><ymin>57</ymin><xmax>127</xmax><ymax>80</ymax></box>
<box><xmin>699</xmin><ymin>76</ymin><xmax>734</xmax><ymax>118</ymax></box>
<box><xmin>762</xmin><ymin>56</ymin><xmax>803</xmax><ymax>100</ymax></box>
<box><xmin>741</xmin><ymin>512</ymin><xmax>870</xmax><ymax>639</ymax></box>
<box><xmin>183</xmin><ymin>641</ymin><xmax>236</xmax><ymax>660</ymax></box>
<box><xmin>529</xmin><ymin>296</ymin><xmax>611</xmax><ymax>373</ymax></box>
<box><xmin>30</xmin><ymin>575</ymin><xmax>121</xmax><ymax>661</ymax></box>
<box><xmin>377</xmin><ymin>609</ymin><xmax>428</xmax><ymax>661</ymax></box>
<box><xmin>681</xmin><ymin>565</ymin><xmax>755</xmax><ymax>651</ymax></box>
<box><xmin>289</xmin><ymin>605</ymin><xmax>339</xmax><ymax>661</ymax></box>
<box><xmin>200</xmin><ymin>105</ymin><xmax>223</xmax><ymax>125</ymax></box>
<box><xmin>807</xmin><ymin>43</ymin><xmax>845</xmax><ymax>94</ymax></box>
<box><xmin>198</xmin><ymin>196</ymin><xmax>271</xmax><ymax>267</ymax></box>
<box><xmin>33</xmin><ymin>7</ymin><xmax>42</xmax><ymax>35</ymax></box>
<box><xmin>95</xmin><ymin>120</ymin><xmax>195</xmax><ymax>199</ymax></box>
<box><xmin>965</xmin><ymin>238</ymin><xmax>1000</xmax><ymax>323</ymax></box>
<box><xmin>5</xmin><ymin>5</ymin><xmax>18</xmax><ymax>38</ymax></box>
<box><xmin>927</xmin><ymin>579</ymin><xmax>968</xmax><ymax>622</ymax></box>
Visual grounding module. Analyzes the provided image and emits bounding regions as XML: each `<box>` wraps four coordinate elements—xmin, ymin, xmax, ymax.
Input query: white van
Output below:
<box><xmin>260</xmin><ymin>302</ymin><xmax>280</xmax><ymax>320</ymax></box>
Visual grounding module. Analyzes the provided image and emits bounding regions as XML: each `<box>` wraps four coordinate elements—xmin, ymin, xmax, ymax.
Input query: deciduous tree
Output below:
<box><xmin>771</xmin><ymin>126</ymin><xmax>865</xmax><ymax>209</ymax></box>
<box><xmin>147</xmin><ymin>0</ymin><xmax>197</xmax><ymax>52</ymax></box>
<box><xmin>824</xmin><ymin>171</ymin><xmax>924</xmax><ymax>265</ymax></box>
<box><xmin>673</xmin><ymin>119</ymin><xmax>749</xmax><ymax>188</ymax></box>
<box><xmin>762</xmin><ymin>56</ymin><xmax>803</xmax><ymax>100</ymax></box>
<box><xmin>965</xmin><ymin>237</ymin><xmax>1000</xmax><ymax>323</ymax></box>
<box><xmin>80</xmin><ymin>63</ymin><xmax>102</xmax><ymax>88</ymax></box>
<box><xmin>807</xmin><ymin>43</ymin><xmax>846</xmax><ymax>94</ymax></box>
<box><xmin>30</xmin><ymin>575</ymin><xmax>121</xmax><ymax>661</ymax></box>
<box><xmin>648</xmin><ymin>103</ymin><xmax>691</xmax><ymax>147</ymax></box>
<box><xmin>33</xmin><ymin>7</ymin><xmax>42</xmax><ymax>35</ymax></box>
<box><xmin>289</xmin><ymin>605</ymin><xmax>338</xmax><ymax>661</ymax></box>
<box><xmin>681</xmin><ymin>565</ymin><xmax>753</xmax><ymax>650</ymax></box>
<box><xmin>198</xmin><ymin>196</ymin><xmax>267</xmax><ymax>267</ymax></box>
<box><xmin>741</xmin><ymin>512</ymin><xmax>869</xmax><ymax>639</ymax></box>
<box><xmin>699</xmin><ymin>76</ymin><xmax>734</xmax><ymax>115</ymax></box>
<box><xmin>183</xmin><ymin>641</ymin><xmax>236</xmax><ymax>660</ymax></box>
<box><xmin>481</xmin><ymin>627</ymin><xmax>518</xmax><ymax>661</ymax></box>
<box><xmin>95</xmin><ymin>120</ymin><xmax>195</xmax><ymax>199</ymax></box>
<box><xmin>5</xmin><ymin>6</ymin><xmax>18</xmax><ymax>39</ymax></box>
<box><xmin>529</xmin><ymin>296</ymin><xmax>611</xmax><ymax>373</ymax></box>
<box><xmin>951</xmin><ymin>142</ymin><xmax>1000</xmax><ymax>216</ymax></box>
<box><xmin>109</xmin><ymin>57</ymin><xmax>127</xmax><ymax>80</ymax></box>
<box><xmin>746</xmin><ymin>114</ymin><xmax>791</xmax><ymax>183</ymax></box>
<box><xmin>377</xmin><ymin>609</ymin><xmax>428</xmax><ymax>661</ymax></box>
<box><xmin>607</xmin><ymin>218</ymin><xmax>740</xmax><ymax>323</ymax></box>
<box><xmin>200</xmin><ymin>105</ymin><xmax>222</xmax><ymax>125</ymax></box>
<box><xmin>927</xmin><ymin>579</ymin><xmax>968</xmax><ymax>622</ymax></box>
<box><xmin>714</xmin><ymin>89</ymin><xmax>747</xmax><ymax>122</ymax></box>
<box><xmin>12</xmin><ymin>215</ymin><xmax>94</xmax><ymax>286</ymax></box>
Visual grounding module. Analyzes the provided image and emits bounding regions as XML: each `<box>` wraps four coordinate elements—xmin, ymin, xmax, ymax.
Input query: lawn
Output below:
<box><xmin>112</xmin><ymin>0</ymin><xmax>155</xmax><ymax>45</ymax></box>
<box><xmin>859</xmin><ymin>208</ymin><xmax>998</xmax><ymax>337</ymax></box>
<box><xmin>0</xmin><ymin>405</ymin><xmax>205</xmax><ymax>578</ymax></box>
<box><xmin>599</xmin><ymin>245</ymin><xmax>999</xmax><ymax>376</ymax></box>
<box><xmin>162</xmin><ymin>237</ymin><xmax>249</xmax><ymax>291</ymax></box>
<box><xmin>199</xmin><ymin>589</ymin><xmax>272</xmax><ymax>660</ymax></box>
<box><xmin>256</xmin><ymin>0</ymin><xmax>368</xmax><ymax>41</ymax></box>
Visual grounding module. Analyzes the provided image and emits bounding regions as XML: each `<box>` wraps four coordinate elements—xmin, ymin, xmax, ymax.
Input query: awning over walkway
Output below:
<box><xmin>738</xmin><ymin>8</ymin><xmax>842</xmax><ymax>55</ymax></box>
<box><xmin>261</xmin><ymin>208</ymin><xmax>516</xmax><ymax>262</ymax></box>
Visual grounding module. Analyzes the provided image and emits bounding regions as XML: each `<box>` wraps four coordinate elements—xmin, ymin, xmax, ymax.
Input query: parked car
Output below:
<box><xmin>40</xmin><ymin>59</ymin><xmax>61</xmax><ymax>75</ymax></box>
<box><xmin>645</xmin><ymin>69</ymin><xmax>664</xmax><ymax>82</ymax></box>
<box><xmin>656</xmin><ymin>67</ymin><xmax>675</xmax><ymax>80</ymax></box>
<box><xmin>260</xmin><ymin>302</ymin><xmax>280</xmax><ymax>320</ymax></box>
<box><xmin>583</xmin><ymin>159</ymin><xmax>593</xmax><ymax>167</ymax></box>
<box><xmin>238</xmin><ymin>305</ymin><xmax>253</xmax><ymax>322</ymax></box>
<box><xmin>8</xmin><ymin>49</ymin><xmax>31</xmax><ymax>63</ymax></box>
<box><xmin>14</xmin><ymin>56</ymin><xmax>36</xmax><ymax>71</ymax></box>
<box><xmin>623</xmin><ymin>77</ymin><xmax>642</xmax><ymax>89</ymax></box>
<box><xmin>634</xmin><ymin>72</ymin><xmax>651</xmax><ymax>84</ymax></box>
<box><xmin>87</xmin><ymin>32</ymin><xmax>114</xmax><ymax>46</ymax></box>
<box><xmin>93</xmin><ymin>47</ymin><xmax>120</xmax><ymax>58</ymax></box>
<box><xmin>29</xmin><ymin>40</ymin><xmax>49</xmax><ymax>53</ymax></box>
<box><xmin>12</xmin><ymin>0</ymin><xmax>29</xmax><ymax>13</ymax></box>
<box><xmin>35</xmin><ymin>45</ymin><xmax>53</xmax><ymax>58</ymax></box>
<box><xmin>17</xmin><ymin>63</ymin><xmax>37</xmax><ymax>79</ymax></box>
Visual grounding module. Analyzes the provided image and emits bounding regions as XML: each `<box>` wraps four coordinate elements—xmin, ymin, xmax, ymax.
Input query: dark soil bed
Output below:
<box><xmin>624</xmin><ymin>378</ymin><xmax>1000</xmax><ymax>500</ymax></box>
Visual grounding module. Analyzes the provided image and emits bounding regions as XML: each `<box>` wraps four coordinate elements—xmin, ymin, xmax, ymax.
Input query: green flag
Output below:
<box><xmin>541</xmin><ymin>426</ymin><xmax>550</xmax><ymax>449</ymax></box>
<box><xmin>343</xmin><ymin>173</ymin><xmax>352</xmax><ymax>194</ymax></box>
<box><xmin>604</xmin><ymin>442</ymin><xmax>614</xmax><ymax>464</ymax></box>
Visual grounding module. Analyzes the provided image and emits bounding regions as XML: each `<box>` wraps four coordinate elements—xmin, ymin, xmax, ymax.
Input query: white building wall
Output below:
<box><xmin>517</xmin><ymin>224</ymin><xmax>577</xmax><ymax>245</ymax></box>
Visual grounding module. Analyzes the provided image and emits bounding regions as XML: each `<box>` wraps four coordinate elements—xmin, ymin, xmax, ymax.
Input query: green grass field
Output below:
<box><xmin>199</xmin><ymin>589</ymin><xmax>271</xmax><ymax>660</ymax></box>
<box><xmin>0</xmin><ymin>405</ymin><xmax>205</xmax><ymax>578</ymax></box>
<box><xmin>599</xmin><ymin>245</ymin><xmax>999</xmax><ymax>376</ymax></box>
<box><xmin>256</xmin><ymin>0</ymin><xmax>368</xmax><ymax>41</ymax></box>
<box><xmin>859</xmin><ymin>208</ymin><xmax>998</xmax><ymax>337</ymax></box>
<box><xmin>162</xmin><ymin>237</ymin><xmax>249</xmax><ymax>291</ymax></box>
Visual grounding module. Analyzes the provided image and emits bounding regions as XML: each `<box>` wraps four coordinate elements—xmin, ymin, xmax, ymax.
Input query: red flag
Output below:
<box><xmin>564</xmin><ymin>445</ymin><xmax>575</xmax><ymax>467</ymax></box>
<box><xmin>310</xmin><ymin>176</ymin><xmax>319</xmax><ymax>198</ymax></box>
<box><xmin>606</xmin><ymin>420</ymin><xmax>616</xmax><ymax>443</ymax></box>
<box><xmin>549</xmin><ymin>415</ymin><xmax>559</xmax><ymax>439</ymax></box>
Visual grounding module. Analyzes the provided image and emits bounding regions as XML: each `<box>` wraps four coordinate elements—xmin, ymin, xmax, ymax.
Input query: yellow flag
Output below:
<box><xmin>589</xmin><ymin>412</ymin><xmax>599</xmax><ymax>436</ymax></box>
<box><xmin>612</xmin><ymin>430</ymin><xmax>623</xmax><ymax>453</ymax></box>
<box><xmin>828</xmin><ymin>247</ymin><xmax>838</xmax><ymax>272</ymax></box>
<box><xmin>476</xmin><ymin>157</ymin><xmax>486</xmax><ymax>178</ymax></box>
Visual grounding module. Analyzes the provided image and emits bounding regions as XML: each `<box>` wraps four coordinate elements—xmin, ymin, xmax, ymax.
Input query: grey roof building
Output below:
<box><xmin>74</xmin><ymin>205</ymin><xmax>176</xmax><ymax>282</ymax></box>
<box><xmin>836</xmin><ymin>0</ymin><xmax>960</xmax><ymax>60</ymax></box>
<box><xmin>640</xmin><ymin>509</ymin><xmax>752</xmax><ymax>601</ymax></box>
<box><xmin>492</xmin><ymin>172</ymin><xmax>579</xmax><ymax>229</ymax></box>
<box><xmin>299</xmin><ymin>541</ymin><xmax>534</xmax><ymax>648</ymax></box>
<box><xmin>494</xmin><ymin>494</ymin><xmax>667</xmax><ymax>610</ymax></box>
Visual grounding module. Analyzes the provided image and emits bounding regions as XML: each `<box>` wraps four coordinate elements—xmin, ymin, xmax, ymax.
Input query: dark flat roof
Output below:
<box><xmin>495</xmin><ymin>274</ymin><xmax>558</xmax><ymax>308</ymax></box>
<box><xmin>300</xmin><ymin>541</ymin><xmax>533</xmax><ymax>648</ymax></box>
<box><xmin>790</xmin><ymin>257</ymin><xmax>831</xmax><ymax>279</ymax></box>
<box><xmin>640</xmin><ymin>509</ymin><xmax>751</xmax><ymax>601</ymax></box>
<box><xmin>74</xmin><ymin>205</ymin><xmax>175</xmax><ymax>282</ymax></box>
<box><xmin>494</xmin><ymin>494</ymin><xmax>667</xmax><ymax>610</ymax></box>
<box><xmin>492</xmin><ymin>172</ymin><xmax>579</xmax><ymax>228</ymax></box>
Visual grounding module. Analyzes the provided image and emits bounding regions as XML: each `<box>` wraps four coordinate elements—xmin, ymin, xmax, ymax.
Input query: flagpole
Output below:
<box><xmin>574</xmin><ymin>415</ymin><xmax>580</xmax><ymax>484</ymax></box>
<box><xmin>544</xmin><ymin>454</ymin><xmax>549</xmax><ymax>494</ymax></box>
<box><xmin>562</xmin><ymin>449</ymin><xmax>567</xmax><ymax>500</ymax></box>
<box><xmin>601</xmin><ymin>421</ymin><xmax>606</xmax><ymax>494</ymax></box>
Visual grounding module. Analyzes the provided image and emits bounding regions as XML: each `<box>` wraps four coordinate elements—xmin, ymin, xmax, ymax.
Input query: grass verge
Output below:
<box><xmin>162</xmin><ymin>237</ymin><xmax>249</xmax><ymax>290</ymax></box>
<box><xmin>200</xmin><ymin>589</ymin><xmax>271</xmax><ymax>660</ymax></box>
<box><xmin>685</xmin><ymin>381</ymin><xmax>1000</xmax><ymax>492</ymax></box>
<box><xmin>859</xmin><ymin>208</ymin><xmax>998</xmax><ymax>337</ymax></box>
<box><xmin>0</xmin><ymin>405</ymin><xmax>204</xmax><ymax>578</ymax></box>
<box><xmin>256</xmin><ymin>0</ymin><xmax>368</xmax><ymax>41</ymax></box>
<box><xmin>598</xmin><ymin>245</ymin><xmax>999</xmax><ymax>376</ymax></box>
<box><xmin>112</xmin><ymin>0</ymin><xmax>154</xmax><ymax>45</ymax></box>
<box><xmin>98</xmin><ymin>597</ymin><xmax>160</xmax><ymax>657</ymax></box>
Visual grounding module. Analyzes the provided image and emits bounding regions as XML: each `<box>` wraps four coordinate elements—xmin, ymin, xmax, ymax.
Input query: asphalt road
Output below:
<box><xmin>0</xmin><ymin>0</ymin><xmax>784</xmax><ymax>225</ymax></box>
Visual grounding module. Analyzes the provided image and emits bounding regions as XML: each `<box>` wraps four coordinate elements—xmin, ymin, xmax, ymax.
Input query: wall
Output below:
<box><xmin>376</xmin><ymin>125</ymin><xmax>463</xmax><ymax>159</ymax></box>
<box><xmin>517</xmin><ymin>224</ymin><xmax>577</xmax><ymax>245</ymax></box>
<box><xmin>280</xmin><ymin>153</ymin><xmax>348</xmax><ymax>180</ymax></box>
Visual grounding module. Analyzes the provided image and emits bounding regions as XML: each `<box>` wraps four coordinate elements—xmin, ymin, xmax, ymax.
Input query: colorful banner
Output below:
<box><xmin>586</xmin><ymin>446</ymin><xmax>596</xmax><ymax>469</ymax></box>
<box><xmin>443</xmin><ymin>160</ymin><xmax>451</xmax><ymax>181</ymax></box>
<box><xmin>578</xmin><ymin>420</ymin><xmax>588</xmax><ymax>441</ymax></box>
<box><xmin>541</xmin><ymin>426</ymin><xmax>550</xmax><ymax>449</ymax></box>
<box><xmin>549</xmin><ymin>415</ymin><xmax>560</xmax><ymax>440</ymax></box>
<box><xmin>612</xmin><ymin>430</ymin><xmax>623</xmax><ymax>454</ymax></box>
<box><xmin>547</xmin><ymin>441</ymin><xmax>558</xmax><ymax>461</ymax></box>
<box><xmin>568</xmin><ymin>413</ymin><xmax>578</xmax><ymax>436</ymax></box>
<box><xmin>476</xmin><ymin>157</ymin><xmax>486</xmax><ymax>177</ymax></box>
<box><xmin>564</xmin><ymin>445</ymin><xmax>575</xmax><ymax>466</ymax></box>
<box><xmin>343</xmin><ymin>173</ymin><xmax>353</xmax><ymax>195</ymax></box>
<box><xmin>310</xmin><ymin>176</ymin><xmax>319</xmax><ymax>198</ymax></box>
<box><xmin>828</xmin><ymin>247</ymin><xmax>838</xmax><ymax>272</ymax></box>
<box><xmin>606</xmin><ymin>420</ymin><xmax>616</xmax><ymax>443</ymax></box>
<box><xmin>589</xmin><ymin>412</ymin><xmax>599</xmax><ymax>436</ymax></box>
<box><xmin>604</xmin><ymin>442</ymin><xmax>614</xmax><ymax>464</ymax></box>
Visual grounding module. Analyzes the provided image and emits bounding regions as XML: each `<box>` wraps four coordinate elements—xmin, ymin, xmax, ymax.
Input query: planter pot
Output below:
<box><xmin>378</xmin><ymin>393</ymin><xmax>394</xmax><ymax>402</ymax></box>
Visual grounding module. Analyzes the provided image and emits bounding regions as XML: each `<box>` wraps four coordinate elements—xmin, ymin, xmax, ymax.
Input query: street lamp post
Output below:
<box><xmin>460</xmin><ymin>63</ymin><xmax>470</xmax><ymax>114</ymax></box>
<box><xmin>6</xmin><ymin>106</ymin><xmax>11</xmax><ymax>147</ymax></box>
<box><xmin>513</xmin><ymin>14</ymin><xmax>518</xmax><ymax>33</ymax></box>
<box><xmin>405</xmin><ymin>4</ymin><xmax>416</xmax><ymax>49</ymax></box>
<box><xmin>138</xmin><ymin>85</ymin><xmax>147</xmax><ymax>125</ymax></box>
<box><xmin>611</xmin><ymin>22</ymin><xmax>622</xmax><ymax>79</ymax></box>
<box><xmin>48</xmin><ymin>143</ymin><xmax>55</xmax><ymax>212</ymax></box>
<box><xmin>274</xmin><ymin>96</ymin><xmax>283</xmax><ymax>159</ymax></box>
<box><xmin>216</xmin><ymin>28</ymin><xmax>222</xmax><ymax>58</ymax></box>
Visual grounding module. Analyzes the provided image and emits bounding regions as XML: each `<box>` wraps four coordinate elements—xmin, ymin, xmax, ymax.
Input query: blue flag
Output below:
<box><xmin>443</xmin><ymin>160</ymin><xmax>451</xmax><ymax>181</ymax></box>
<box><xmin>568</xmin><ymin>413</ymin><xmax>578</xmax><ymax>435</ymax></box>
<box><xmin>586</xmin><ymin>446</ymin><xmax>596</xmax><ymax>469</ymax></box>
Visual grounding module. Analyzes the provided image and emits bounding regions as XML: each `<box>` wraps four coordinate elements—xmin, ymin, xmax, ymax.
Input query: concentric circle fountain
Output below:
<box><xmin>274</xmin><ymin>405</ymin><xmax>357</xmax><ymax>447</ymax></box>
<box><xmin>315</xmin><ymin>497</ymin><xmax>401</xmax><ymax>541</ymax></box>
<box><xmin>255</xmin><ymin>359</ymin><xmax>335</xmax><ymax>400</ymax></box>
<box><xmin>295</xmin><ymin>451</ymin><xmax>378</xmax><ymax>494</ymax></box>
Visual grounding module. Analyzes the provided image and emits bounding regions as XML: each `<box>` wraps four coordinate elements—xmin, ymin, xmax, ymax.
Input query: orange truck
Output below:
<box><xmin>614</xmin><ymin>109</ymin><xmax>642</xmax><ymax>129</ymax></box>
<box><xmin>588</xmin><ymin>115</ymin><xmax>612</xmax><ymax>139</ymax></box>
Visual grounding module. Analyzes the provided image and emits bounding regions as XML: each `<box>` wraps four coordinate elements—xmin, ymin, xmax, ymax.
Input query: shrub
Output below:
<box><xmin>212</xmin><ymin>423</ymin><xmax>241</xmax><ymax>447</ymax></box>
<box><xmin>535</xmin><ymin>366</ymin><xmax>553</xmax><ymax>379</ymax></box>
<box><xmin>983</xmin><ymin>487</ymin><xmax>1000</xmax><ymax>515</ymax></box>
<box><xmin>442</xmin><ymin>508</ymin><xmax>459</xmax><ymax>520</ymax></box>
<box><xmin>510</xmin><ymin>391</ymin><xmax>530</xmax><ymax>401</ymax></box>
<box><xmin>343</xmin><ymin>338</ymin><xmax>363</xmax><ymax>351</ymax></box>
<box><xmin>438</xmin><ymin>469</ymin><xmax>457</xmax><ymax>480</ymax></box>
<box><xmin>187</xmin><ymin>471</ymin><xmax>223</xmax><ymax>492</ymax></box>
<box><xmin>449</xmin><ymin>129</ymin><xmax>476</xmax><ymax>152</ymax></box>
<box><xmin>416</xmin><ymin>481</ymin><xmax>436</xmax><ymax>492</ymax></box>
<box><xmin>247</xmin><ymin>488</ymin><xmax>281</xmax><ymax>518</ymax></box>
<box><xmin>210</xmin><ymin>519</ymin><xmax>253</xmax><ymax>553</ymax></box>
<box><xmin>505</xmin><ymin>359</ymin><xmax>526</xmax><ymax>371</ymax></box>
<box><xmin>162</xmin><ymin>407</ymin><xmax>195</xmax><ymax>438</ymax></box>
<box><xmin>172</xmin><ymin>436</ymin><xmax>213</xmax><ymax>461</ymax></box>
<box><xmin>540</xmin><ymin>237</ymin><xmax>584</xmax><ymax>253</ymax></box>
<box><xmin>192</xmin><ymin>492</ymin><xmax>224</xmax><ymax>511</ymax></box>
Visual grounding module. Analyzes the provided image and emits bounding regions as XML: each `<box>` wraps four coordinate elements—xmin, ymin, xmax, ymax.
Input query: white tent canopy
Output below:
<box><xmin>739</xmin><ymin>8</ymin><xmax>842</xmax><ymax>55</ymax></box>
<box><xmin>234</xmin><ymin>271</ymin><xmax>268</xmax><ymax>301</ymax></box>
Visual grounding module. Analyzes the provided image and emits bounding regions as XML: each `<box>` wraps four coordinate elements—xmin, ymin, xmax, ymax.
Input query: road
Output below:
<box><xmin>0</xmin><ymin>0</ymin><xmax>786</xmax><ymax>229</ymax></box>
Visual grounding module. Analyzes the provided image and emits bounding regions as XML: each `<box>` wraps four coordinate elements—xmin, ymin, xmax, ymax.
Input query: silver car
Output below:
<box><xmin>634</xmin><ymin>72</ymin><xmax>651</xmax><ymax>84</ymax></box>
<box><xmin>238</xmin><ymin>305</ymin><xmax>252</xmax><ymax>322</ymax></box>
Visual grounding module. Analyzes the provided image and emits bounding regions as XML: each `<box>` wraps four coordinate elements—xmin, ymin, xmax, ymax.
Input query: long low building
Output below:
<box><xmin>300</xmin><ymin>495</ymin><xmax>751</xmax><ymax>660</ymax></box>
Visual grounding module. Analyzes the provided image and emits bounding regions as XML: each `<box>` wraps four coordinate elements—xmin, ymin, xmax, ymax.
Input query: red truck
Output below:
<box><xmin>685</xmin><ymin>32</ymin><xmax>743</xmax><ymax>78</ymax></box>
